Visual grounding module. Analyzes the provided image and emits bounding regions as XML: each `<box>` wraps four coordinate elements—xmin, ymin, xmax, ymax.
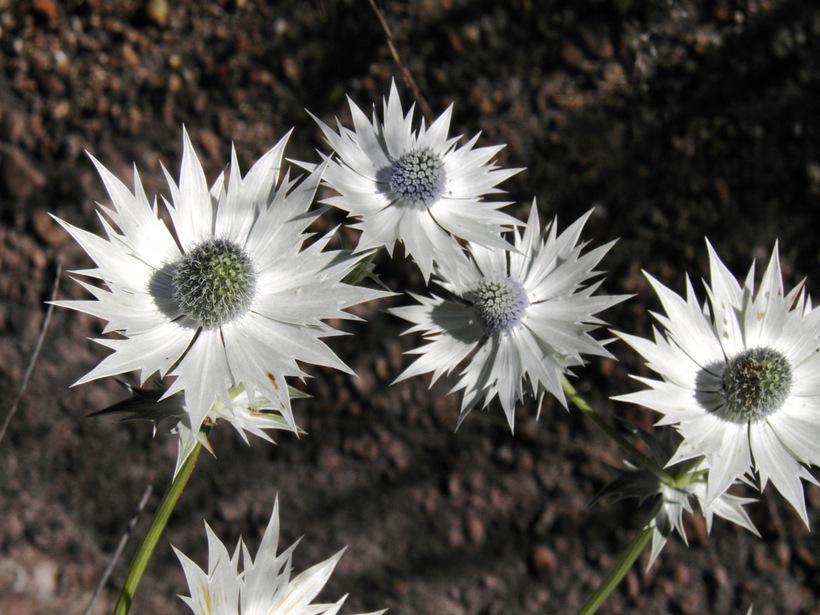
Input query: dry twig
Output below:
<box><xmin>367</xmin><ymin>0</ymin><xmax>434</xmax><ymax>124</ymax></box>
<box><xmin>0</xmin><ymin>259</ymin><xmax>62</xmax><ymax>444</ymax></box>
<box><xmin>83</xmin><ymin>485</ymin><xmax>154</xmax><ymax>615</ymax></box>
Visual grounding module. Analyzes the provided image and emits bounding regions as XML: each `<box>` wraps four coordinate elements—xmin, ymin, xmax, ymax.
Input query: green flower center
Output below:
<box><xmin>172</xmin><ymin>238</ymin><xmax>256</xmax><ymax>329</ymax></box>
<box><xmin>388</xmin><ymin>147</ymin><xmax>446</xmax><ymax>207</ymax></box>
<box><xmin>473</xmin><ymin>276</ymin><xmax>530</xmax><ymax>334</ymax></box>
<box><xmin>720</xmin><ymin>347</ymin><xmax>793</xmax><ymax>423</ymax></box>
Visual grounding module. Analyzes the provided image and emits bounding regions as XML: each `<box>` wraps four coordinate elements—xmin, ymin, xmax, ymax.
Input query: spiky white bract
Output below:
<box><xmin>93</xmin><ymin>383</ymin><xmax>301</xmax><ymax>476</ymax></box>
<box><xmin>614</xmin><ymin>241</ymin><xmax>820</xmax><ymax>525</ymax></box>
<box><xmin>311</xmin><ymin>80</ymin><xmax>522</xmax><ymax>281</ymax></box>
<box><xmin>174</xmin><ymin>497</ymin><xmax>387</xmax><ymax>615</ymax></box>
<box><xmin>646</xmin><ymin>462</ymin><xmax>759</xmax><ymax>568</ymax></box>
<box><xmin>597</xmin><ymin>430</ymin><xmax>759</xmax><ymax>569</ymax></box>
<box><xmin>389</xmin><ymin>201</ymin><xmax>626</xmax><ymax>431</ymax></box>
<box><xmin>174</xmin><ymin>386</ymin><xmax>308</xmax><ymax>477</ymax></box>
<box><xmin>55</xmin><ymin>128</ymin><xmax>388</xmax><ymax>456</ymax></box>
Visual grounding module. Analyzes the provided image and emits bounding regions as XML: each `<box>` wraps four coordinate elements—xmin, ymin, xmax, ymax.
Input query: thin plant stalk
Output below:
<box><xmin>113</xmin><ymin>441</ymin><xmax>203</xmax><ymax>615</ymax></box>
<box><xmin>561</xmin><ymin>377</ymin><xmax>674</xmax><ymax>486</ymax></box>
<box><xmin>576</xmin><ymin>506</ymin><xmax>657</xmax><ymax>615</ymax></box>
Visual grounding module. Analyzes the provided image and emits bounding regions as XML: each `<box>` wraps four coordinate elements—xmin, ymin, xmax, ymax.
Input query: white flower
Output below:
<box><xmin>174</xmin><ymin>497</ymin><xmax>387</xmax><ymax>615</ymax></box>
<box><xmin>389</xmin><ymin>202</ymin><xmax>626</xmax><ymax>430</ymax></box>
<box><xmin>311</xmin><ymin>80</ymin><xmax>522</xmax><ymax>281</ymax></box>
<box><xmin>596</xmin><ymin>429</ymin><xmax>759</xmax><ymax>569</ymax></box>
<box><xmin>55</xmin><ymin>128</ymin><xmax>388</xmax><ymax>451</ymax></box>
<box><xmin>614</xmin><ymin>241</ymin><xmax>820</xmax><ymax>525</ymax></box>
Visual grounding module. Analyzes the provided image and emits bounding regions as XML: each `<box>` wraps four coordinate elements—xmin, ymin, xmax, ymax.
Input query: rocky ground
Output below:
<box><xmin>2</xmin><ymin>0</ymin><xmax>820</xmax><ymax>613</ymax></box>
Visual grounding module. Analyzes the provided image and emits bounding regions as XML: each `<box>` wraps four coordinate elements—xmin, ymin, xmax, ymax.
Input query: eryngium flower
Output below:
<box><xmin>311</xmin><ymin>80</ymin><xmax>522</xmax><ymax>281</ymax></box>
<box><xmin>596</xmin><ymin>428</ymin><xmax>759</xmax><ymax>568</ymax></box>
<box><xmin>614</xmin><ymin>241</ymin><xmax>820</xmax><ymax>525</ymax></box>
<box><xmin>55</xmin><ymin>128</ymin><xmax>387</xmax><ymax>441</ymax></box>
<box><xmin>175</xmin><ymin>497</ymin><xmax>387</xmax><ymax>615</ymax></box>
<box><xmin>389</xmin><ymin>202</ymin><xmax>626</xmax><ymax>430</ymax></box>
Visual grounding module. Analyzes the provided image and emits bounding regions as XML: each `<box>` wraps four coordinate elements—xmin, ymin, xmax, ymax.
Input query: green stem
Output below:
<box><xmin>113</xmin><ymin>441</ymin><xmax>203</xmax><ymax>615</ymax></box>
<box><xmin>561</xmin><ymin>377</ymin><xmax>674</xmax><ymax>486</ymax></box>
<box><xmin>576</xmin><ymin>509</ymin><xmax>656</xmax><ymax>615</ymax></box>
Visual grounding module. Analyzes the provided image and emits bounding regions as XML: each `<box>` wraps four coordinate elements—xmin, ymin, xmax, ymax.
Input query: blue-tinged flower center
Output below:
<box><xmin>172</xmin><ymin>238</ymin><xmax>256</xmax><ymax>329</ymax></box>
<box><xmin>720</xmin><ymin>346</ymin><xmax>792</xmax><ymax>423</ymax></box>
<box><xmin>388</xmin><ymin>147</ymin><xmax>446</xmax><ymax>207</ymax></box>
<box><xmin>472</xmin><ymin>276</ymin><xmax>530</xmax><ymax>334</ymax></box>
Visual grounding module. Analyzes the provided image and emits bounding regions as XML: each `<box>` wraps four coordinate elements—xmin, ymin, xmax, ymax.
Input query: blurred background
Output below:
<box><xmin>1</xmin><ymin>0</ymin><xmax>820</xmax><ymax>613</ymax></box>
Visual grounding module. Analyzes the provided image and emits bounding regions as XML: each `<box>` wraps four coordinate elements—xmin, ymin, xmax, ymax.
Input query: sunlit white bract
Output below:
<box><xmin>311</xmin><ymin>81</ymin><xmax>522</xmax><ymax>281</ymax></box>
<box><xmin>389</xmin><ymin>202</ymin><xmax>625</xmax><ymax>430</ymax></box>
<box><xmin>175</xmin><ymin>498</ymin><xmax>387</xmax><ymax>615</ymax></box>
<box><xmin>173</xmin><ymin>386</ymin><xmax>309</xmax><ymax>477</ymax></box>
<box><xmin>615</xmin><ymin>242</ymin><xmax>820</xmax><ymax>525</ymax></box>
<box><xmin>94</xmin><ymin>382</ymin><xmax>301</xmax><ymax>476</ymax></box>
<box><xmin>56</xmin><ymin>128</ymin><xmax>387</xmax><ymax>447</ymax></box>
<box><xmin>597</xmin><ymin>429</ymin><xmax>759</xmax><ymax>568</ymax></box>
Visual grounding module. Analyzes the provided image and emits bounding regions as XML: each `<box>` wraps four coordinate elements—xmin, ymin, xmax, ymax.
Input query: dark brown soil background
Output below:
<box><xmin>2</xmin><ymin>1</ymin><xmax>820</xmax><ymax>613</ymax></box>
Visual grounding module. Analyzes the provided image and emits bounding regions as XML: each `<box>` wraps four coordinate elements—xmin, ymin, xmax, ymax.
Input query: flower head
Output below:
<box><xmin>389</xmin><ymin>202</ymin><xmax>626</xmax><ymax>430</ymax></box>
<box><xmin>175</xmin><ymin>497</ymin><xmax>387</xmax><ymax>615</ymax></box>
<box><xmin>615</xmin><ymin>241</ymin><xmax>820</xmax><ymax>525</ymax></box>
<box><xmin>311</xmin><ymin>80</ymin><xmax>522</xmax><ymax>281</ymax></box>
<box><xmin>596</xmin><ymin>428</ymin><xmax>759</xmax><ymax>569</ymax></box>
<box><xmin>55</xmin><ymin>128</ymin><xmax>388</xmax><ymax>454</ymax></box>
